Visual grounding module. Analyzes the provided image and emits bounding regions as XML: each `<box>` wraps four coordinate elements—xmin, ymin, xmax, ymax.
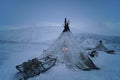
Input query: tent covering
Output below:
<box><xmin>92</xmin><ymin>40</ymin><xmax>115</xmax><ymax>54</ymax></box>
<box><xmin>93</xmin><ymin>40</ymin><xmax>108</xmax><ymax>51</ymax></box>
<box><xmin>42</xmin><ymin>18</ymin><xmax>99</xmax><ymax>70</ymax></box>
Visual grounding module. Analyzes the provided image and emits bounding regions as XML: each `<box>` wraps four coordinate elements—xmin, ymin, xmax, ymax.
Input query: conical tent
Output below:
<box><xmin>93</xmin><ymin>40</ymin><xmax>108</xmax><ymax>51</ymax></box>
<box><xmin>42</xmin><ymin>18</ymin><xmax>98</xmax><ymax>70</ymax></box>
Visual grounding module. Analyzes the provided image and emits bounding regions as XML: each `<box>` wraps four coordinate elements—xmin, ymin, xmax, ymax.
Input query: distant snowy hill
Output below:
<box><xmin>0</xmin><ymin>26</ymin><xmax>120</xmax><ymax>45</ymax></box>
<box><xmin>0</xmin><ymin>26</ymin><xmax>120</xmax><ymax>80</ymax></box>
<box><xmin>76</xmin><ymin>33</ymin><xmax>120</xmax><ymax>52</ymax></box>
<box><xmin>77</xmin><ymin>33</ymin><xmax>120</xmax><ymax>44</ymax></box>
<box><xmin>0</xmin><ymin>26</ymin><xmax>62</xmax><ymax>43</ymax></box>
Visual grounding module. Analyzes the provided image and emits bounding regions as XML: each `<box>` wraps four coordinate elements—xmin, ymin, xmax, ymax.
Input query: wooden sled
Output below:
<box><xmin>15</xmin><ymin>55</ymin><xmax>57</xmax><ymax>80</ymax></box>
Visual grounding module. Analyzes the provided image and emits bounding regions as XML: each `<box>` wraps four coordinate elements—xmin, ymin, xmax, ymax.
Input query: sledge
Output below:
<box><xmin>15</xmin><ymin>55</ymin><xmax>57</xmax><ymax>80</ymax></box>
<box><xmin>89</xmin><ymin>51</ymin><xmax>98</xmax><ymax>57</ymax></box>
<box><xmin>105</xmin><ymin>50</ymin><xmax>115</xmax><ymax>54</ymax></box>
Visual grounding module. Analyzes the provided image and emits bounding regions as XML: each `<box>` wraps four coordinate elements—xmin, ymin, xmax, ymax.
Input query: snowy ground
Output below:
<box><xmin>0</xmin><ymin>26</ymin><xmax>120</xmax><ymax>80</ymax></box>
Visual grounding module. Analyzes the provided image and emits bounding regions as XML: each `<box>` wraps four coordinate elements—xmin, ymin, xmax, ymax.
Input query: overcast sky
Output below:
<box><xmin>0</xmin><ymin>0</ymin><xmax>120</xmax><ymax>36</ymax></box>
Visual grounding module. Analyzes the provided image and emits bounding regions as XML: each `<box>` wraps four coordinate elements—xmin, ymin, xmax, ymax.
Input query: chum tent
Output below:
<box><xmin>42</xmin><ymin>18</ymin><xmax>99</xmax><ymax>70</ymax></box>
<box><xmin>93</xmin><ymin>40</ymin><xmax>108</xmax><ymax>51</ymax></box>
<box><xmin>93</xmin><ymin>40</ymin><xmax>115</xmax><ymax>54</ymax></box>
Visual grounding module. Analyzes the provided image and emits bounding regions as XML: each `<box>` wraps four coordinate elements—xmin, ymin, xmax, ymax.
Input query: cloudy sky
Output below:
<box><xmin>0</xmin><ymin>0</ymin><xmax>120</xmax><ymax>36</ymax></box>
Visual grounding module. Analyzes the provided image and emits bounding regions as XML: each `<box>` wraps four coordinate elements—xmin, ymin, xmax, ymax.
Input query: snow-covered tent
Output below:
<box><xmin>93</xmin><ymin>40</ymin><xmax>115</xmax><ymax>54</ymax></box>
<box><xmin>42</xmin><ymin>18</ymin><xmax>99</xmax><ymax>70</ymax></box>
<box><xmin>93</xmin><ymin>40</ymin><xmax>108</xmax><ymax>51</ymax></box>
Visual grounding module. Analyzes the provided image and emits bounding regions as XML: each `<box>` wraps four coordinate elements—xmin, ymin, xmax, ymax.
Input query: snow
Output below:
<box><xmin>0</xmin><ymin>26</ymin><xmax>120</xmax><ymax>80</ymax></box>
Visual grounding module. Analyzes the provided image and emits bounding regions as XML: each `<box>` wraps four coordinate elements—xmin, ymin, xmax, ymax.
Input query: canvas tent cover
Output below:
<box><xmin>41</xmin><ymin>18</ymin><xmax>98</xmax><ymax>70</ymax></box>
<box><xmin>93</xmin><ymin>40</ymin><xmax>108</xmax><ymax>51</ymax></box>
